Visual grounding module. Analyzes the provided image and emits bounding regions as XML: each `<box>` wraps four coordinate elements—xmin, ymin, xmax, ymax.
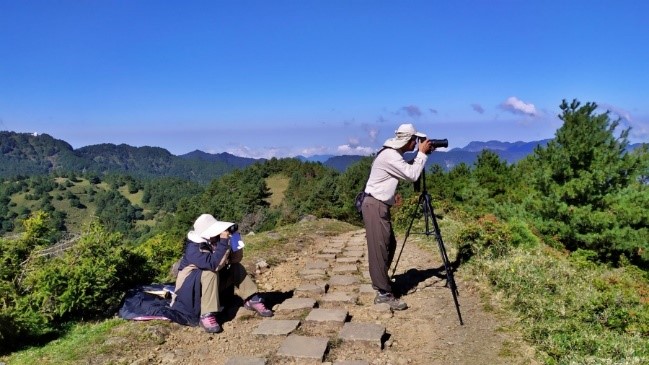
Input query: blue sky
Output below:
<box><xmin>1</xmin><ymin>1</ymin><xmax>647</xmax><ymax>158</ymax></box>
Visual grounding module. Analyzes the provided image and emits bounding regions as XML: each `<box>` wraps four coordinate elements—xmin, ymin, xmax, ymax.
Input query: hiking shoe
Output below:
<box><xmin>244</xmin><ymin>298</ymin><xmax>274</xmax><ymax>317</ymax></box>
<box><xmin>374</xmin><ymin>292</ymin><xmax>408</xmax><ymax>310</ymax></box>
<box><xmin>199</xmin><ymin>313</ymin><xmax>222</xmax><ymax>333</ymax></box>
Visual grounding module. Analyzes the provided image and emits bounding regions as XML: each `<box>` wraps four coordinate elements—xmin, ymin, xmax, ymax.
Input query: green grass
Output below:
<box><xmin>265</xmin><ymin>174</ymin><xmax>289</xmax><ymax>207</ymax></box>
<box><xmin>118</xmin><ymin>186</ymin><xmax>144</xmax><ymax>206</ymax></box>
<box><xmin>5</xmin><ymin>179</ymin><xmax>161</xmax><ymax>234</ymax></box>
<box><xmin>402</xmin><ymin>211</ymin><xmax>649</xmax><ymax>364</ymax></box>
<box><xmin>467</xmin><ymin>245</ymin><xmax>649</xmax><ymax>364</ymax></box>
<box><xmin>1</xmin><ymin>319</ymin><xmax>125</xmax><ymax>365</ymax></box>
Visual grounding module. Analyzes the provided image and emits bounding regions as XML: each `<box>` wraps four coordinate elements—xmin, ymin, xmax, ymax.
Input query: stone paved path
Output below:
<box><xmin>227</xmin><ymin>230</ymin><xmax>383</xmax><ymax>365</ymax></box>
<box><xmin>124</xmin><ymin>227</ymin><xmax>535</xmax><ymax>365</ymax></box>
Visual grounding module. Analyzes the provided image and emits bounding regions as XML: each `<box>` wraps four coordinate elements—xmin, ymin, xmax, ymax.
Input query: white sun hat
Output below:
<box><xmin>383</xmin><ymin>123</ymin><xmax>427</xmax><ymax>149</ymax></box>
<box><xmin>187</xmin><ymin>213</ymin><xmax>235</xmax><ymax>243</ymax></box>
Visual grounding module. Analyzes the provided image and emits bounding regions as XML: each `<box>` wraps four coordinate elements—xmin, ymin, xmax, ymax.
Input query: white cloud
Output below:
<box><xmin>500</xmin><ymin>96</ymin><xmax>537</xmax><ymax>116</ymax></box>
<box><xmin>362</xmin><ymin>124</ymin><xmax>379</xmax><ymax>143</ymax></box>
<box><xmin>598</xmin><ymin>103</ymin><xmax>632</xmax><ymax>122</ymax></box>
<box><xmin>597</xmin><ymin>103</ymin><xmax>649</xmax><ymax>140</ymax></box>
<box><xmin>299</xmin><ymin>146</ymin><xmax>330</xmax><ymax>156</ymax></box>
<box><xmin>222</xmin><ymin>145</ymin><xmax>326</xmax><ymax>159</ymax></box>
<box><xmin>337</xmin><ymin>144</ymin><xmax>375</xmax><ymax>155</ymax></box>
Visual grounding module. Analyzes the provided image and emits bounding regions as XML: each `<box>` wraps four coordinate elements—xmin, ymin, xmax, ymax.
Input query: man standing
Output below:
<box><xmin>361</xmin><ymin>123</ymin><xmax>433</xmax><ymax>310</ymax></box>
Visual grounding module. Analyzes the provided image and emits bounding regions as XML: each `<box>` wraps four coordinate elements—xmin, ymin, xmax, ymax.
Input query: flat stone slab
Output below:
<box><xmin>321</xmin><ymin>292</ymin><xmax>358</xmax><ymax>304</ymax></box>
<box><xmin>252</xmin><ymin>319</ymin><xmax>300</xmax><ymax>336</ymax></box>
<box><xmin>328</xmin><ymin>275</ymin><xmax>358</xmax><ymax>286</ymax></box>
<box><xmin>301</xmin><ymin>274</ymin><xmax>328</xmax><ymax>281</ymax></box>
<box><xmin>306</xmin><ymin>260</ymin><xmax>330</xmax><ymax>269</ymax></box>
<box><xmin>316</xmin><ymin>253</ymin><xmax>337</xmax><ymax>260</ymax></box>
<box><xmin>305</xmin><ymin>308</ymin><xmax>348</xmax><ymax>323</ymax></box>
<box><xmin>299</xmin><ymin>268</ymin><xmax>327</xmax><ymax>277</ymax></box>
<box><xmin>321</xmin><ymin>247</ymin><xmax>343</xmax><ymax>254</ymax></box>
<box><xmin>294</xmin><ymin>283</ymin><xmax>327</xmax><ymax>296</ymax></box>
<box><xmin>336</xmin><ymin>257</ymin><xmax>360</xmax><ymax>264</ymax></box>
<box><xmin>343</xmin><ymin>250</ymin><xmax>364</xmax><ymax>258</ymax></box>
<box><xmin>339</xmin><ymin>322</ymin><xmax>385</xmax><ymax>346</ymax></box>
<box><xmin>277</xmin><ymin>297</ymin><xmax>317</xmax><ymax>311</ymax></box>
<box><xmin>332</xmin><ymin>265</ymin><xmax>358</xmax><ymax>274</ymax></box>
<box><xmin>359</xmin><ymin>284</ymin><xmax>375</xmax><ymax>294</ymax></box>
<box><xmin>225</xmin><ymin>357</ymin><xmax>267</xmax><ymax>365</ymax></box>
<box><xmin>277</xmin><ymin>335</ymin><xmax>329</xmax><ymax>361</ymax></box>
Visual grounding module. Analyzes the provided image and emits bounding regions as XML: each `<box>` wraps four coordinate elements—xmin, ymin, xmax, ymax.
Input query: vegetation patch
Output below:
<box><xmin>265</xmin><ymin>174</ymin><xmax>289</xmax><ymax>207</ymax></box>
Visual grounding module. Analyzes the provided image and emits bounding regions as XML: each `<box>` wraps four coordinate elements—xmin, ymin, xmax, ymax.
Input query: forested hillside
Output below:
<box><xmin>1</xmin><ymin>100</ymin><xmax>648</xmax><ymax>364</ymax></box>
<box><xmin>0</xmin><ymin>132</ymin><xmax>248</xmax><ymax>184</ymax></box>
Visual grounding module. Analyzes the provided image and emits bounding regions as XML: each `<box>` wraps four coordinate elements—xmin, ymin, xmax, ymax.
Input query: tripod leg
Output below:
<box><xmin>390</xmin><ymin>193</ymin><xmax>424</xmax><ymax>279</ymax></box>
<box><xmin>423</xmin><ymin>194</ymin><xmax>464</xmax><ymax>325</ymax></box>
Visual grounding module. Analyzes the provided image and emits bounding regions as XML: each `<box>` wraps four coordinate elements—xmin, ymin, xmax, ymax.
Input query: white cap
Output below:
<box><xmin>383</xmin><ymin>123</ymin><xmax>427</xmax><ymax>149</ymax></box>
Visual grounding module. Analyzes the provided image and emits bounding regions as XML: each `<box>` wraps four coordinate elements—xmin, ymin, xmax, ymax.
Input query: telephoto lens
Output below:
<box><xmin>430</xmin><ymin>139</ymin><xmax>448</xmax><ymax>148</ymax></box>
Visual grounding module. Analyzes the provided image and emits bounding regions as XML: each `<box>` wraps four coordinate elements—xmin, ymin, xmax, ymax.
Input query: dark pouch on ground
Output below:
<box><xmin>355</xmin><ymin>192</ymin><xmax>368</xmax><ymax>213</ymax></box>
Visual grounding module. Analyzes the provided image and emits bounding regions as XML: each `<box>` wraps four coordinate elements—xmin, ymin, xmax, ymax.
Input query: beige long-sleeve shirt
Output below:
<box><xmin>364</xmin><ymin>148</ymin><xmax>428</xmax><ymax>205</ymax></box>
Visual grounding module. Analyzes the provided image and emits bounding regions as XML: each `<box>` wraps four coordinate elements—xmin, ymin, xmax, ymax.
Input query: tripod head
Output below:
<box><xmin>413</xmin><ymin>168</ymin><xmax>428</xmax><ymax>193</ymax></box>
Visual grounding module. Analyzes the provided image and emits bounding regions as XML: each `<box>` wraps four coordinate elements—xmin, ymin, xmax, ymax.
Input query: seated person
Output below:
<box><xmin>171</xmin><ymin>213</ymin><xmax>273</xmax><ymax>333</ymax></box>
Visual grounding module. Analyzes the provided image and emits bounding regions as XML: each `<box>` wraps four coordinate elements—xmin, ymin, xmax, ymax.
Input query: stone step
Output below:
<box><xmin>331</xmin><ymin>264</ymin><xmax>358</xmax><ymax>274</ymax></box>
<box><xmin>224</xmin><ymin>356</ymin><xmax>267</xmax><ymax>365</ymax></box>
<box><xmin>305</xmin><ymin>260</ymin><xmax>330</xmax><ymax>270</ymax></box>
<box><xmin>276</xmin><ymin>334</ymin><xmax>329</xmax><ymax>364</ymax></box>
<box><xmin>328</xmin><ymin>275</ymin><xmax>359</xmax><ymax>288</ymax></box>
<box><xmin>316</xmin><ymin>253</ymin><xmax>337</xmax><ymax>260</ymax></box>
<box><xmin>338</xmin><ymin>322</ymin><xmax>386</xmax><ymax>348</ymax></box>
<box><xmin>319</xmin><ymin>292</ymin><xmax>358</xmax><ymax>308</ymax></box>
<box><xmin>294</xmin><ymin>283</ymin><xmax>327</xmax><ymax>298</ymax></box>
<box><xmin>252</xmin><ymin>319</ymin><xmax>301</xmax><ymax>336</ymax></box>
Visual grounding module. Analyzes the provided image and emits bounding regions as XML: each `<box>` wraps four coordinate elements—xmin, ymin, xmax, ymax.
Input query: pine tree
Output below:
<box><xmin>531</xmin><ymin>99</ymin><xmax>649</xmax><ymax>265</ymax></box>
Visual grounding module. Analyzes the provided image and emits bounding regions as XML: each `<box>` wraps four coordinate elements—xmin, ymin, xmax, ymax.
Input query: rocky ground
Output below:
<box><xmin>85</xmin><ymin>225</ymin><xmax>538</xmax><ymax>365</ymax></box>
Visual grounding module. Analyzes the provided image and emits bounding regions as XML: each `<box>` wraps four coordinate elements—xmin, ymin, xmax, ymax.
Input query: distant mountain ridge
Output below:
<box><xmin>2</xmin><ymin>131</ymin><xmax>644</xmax><ymax>180</ymax></box>
<box><xmin>320</xmin><ymin>139</ymin><xmax>555</xmax><ymax>172</ymax></box>
<box><xmin>179</xmin><ymin>149</ymin><xmax>262</xmax><ymax>168</ymax></box>
<box><xmin>0</xmin><ymin>132</ymin><xmax>254</xmax><ymax>184</ymax></box>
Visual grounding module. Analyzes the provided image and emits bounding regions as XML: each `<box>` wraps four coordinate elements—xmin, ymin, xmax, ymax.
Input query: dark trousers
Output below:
<box><xmin>361</xmin><ymin>195</ymin><xmax>397</xmax><ymax>293</ymax></box>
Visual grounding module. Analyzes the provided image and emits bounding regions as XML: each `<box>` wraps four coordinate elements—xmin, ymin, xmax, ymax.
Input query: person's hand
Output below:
<box><xmin>418</xmin><ymin>138</ymin><xmax>433</xmax><ymax>154</ymax></box>
<box><xmin>395</xmin><ymin>193</ymin><xmax>403</xmax><ymax>206</ymax></box>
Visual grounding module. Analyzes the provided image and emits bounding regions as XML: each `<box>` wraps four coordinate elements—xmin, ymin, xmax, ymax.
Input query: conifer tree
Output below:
<box><xmin>531</xmin><ymin>99</ymin><xmax>649</xmax><ymax>265</ymax></box>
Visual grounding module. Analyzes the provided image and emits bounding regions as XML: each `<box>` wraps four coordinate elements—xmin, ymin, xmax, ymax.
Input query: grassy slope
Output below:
<box><xmin>6</xmin><ymin>178</ymin><xmax>159</xmax><ymax>233</ymax></box>
<box><xmin>264</xmin><ymin>174</ymin><xmax>289</xmax><ymax>208</ymax></box>
<box><xmin>0</xmin><ymin>219</ymin><xmax>359</xmax><ymax>365</ymax></box>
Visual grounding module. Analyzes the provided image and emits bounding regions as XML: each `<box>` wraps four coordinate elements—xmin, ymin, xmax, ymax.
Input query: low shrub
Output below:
<box><xmin>469</xmin><ymin>245</ymin><xmax>649</xmax><ymax>363</ymax></box>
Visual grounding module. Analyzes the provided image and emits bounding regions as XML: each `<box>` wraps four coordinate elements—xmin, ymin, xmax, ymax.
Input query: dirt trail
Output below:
<box><xmin>98</xmin><ymin>227</ymin><xmax>537</xmax><ymax>365</ymax></box>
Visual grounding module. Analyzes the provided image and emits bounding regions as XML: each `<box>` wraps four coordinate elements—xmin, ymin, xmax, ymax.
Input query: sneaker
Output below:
<box><xmin>199</xmin><ymin>313</ymin><xmax>222</xmax><ymax>333</ymax></box>
<box><xmin>374</xmin><ymin>292</ymin><xmax>408</xmax><ymax>310</ymax></box>
<box><xmin>244</xmin><ymin>298</ymin><xmax>274</xmax><ymax>317</ymax></box>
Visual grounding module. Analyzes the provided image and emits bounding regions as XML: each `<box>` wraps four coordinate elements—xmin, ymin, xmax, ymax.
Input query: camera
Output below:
<box><xmin>227</xmin><ymin>224</ymin><xmax>239</xmax><ymax>234</ymax></box>
<box><xmin>429</xmin><ymin>139</ymin><xmax>448</xmax><ymax>148</ymax></box>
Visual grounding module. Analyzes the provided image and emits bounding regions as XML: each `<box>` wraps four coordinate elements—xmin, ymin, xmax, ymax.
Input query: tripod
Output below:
<box><xmin>391</xmin><ymin>169</ymin><xmax>464</xmax><ymax>325</ymax></box>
